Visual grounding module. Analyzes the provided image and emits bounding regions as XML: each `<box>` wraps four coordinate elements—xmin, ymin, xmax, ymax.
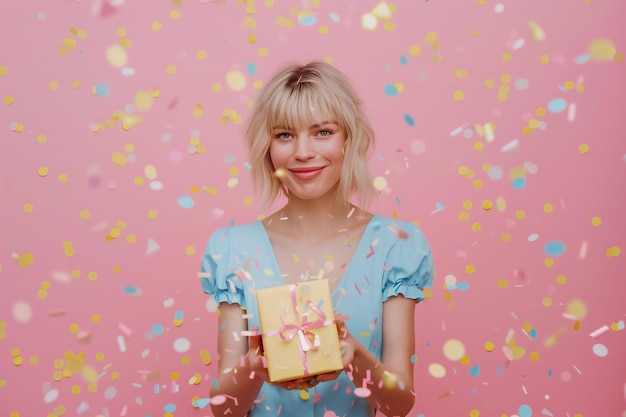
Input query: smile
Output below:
<box><xmin>289</xmin><ymin>167</ymin><xmax>325</xmax><ymax>180</ymax></box>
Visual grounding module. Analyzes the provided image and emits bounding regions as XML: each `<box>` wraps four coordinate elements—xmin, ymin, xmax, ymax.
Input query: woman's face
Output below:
<box><xmin>269</xmin><ymin>120</ymin><xmax>345</xmax><ymax>201</ymax></box>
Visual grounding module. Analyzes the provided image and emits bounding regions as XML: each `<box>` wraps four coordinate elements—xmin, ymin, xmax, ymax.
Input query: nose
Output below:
<box><xmin>294</xmin><ymin>135</ymin><xmax>315</xmax><ymax>160</ymax></box>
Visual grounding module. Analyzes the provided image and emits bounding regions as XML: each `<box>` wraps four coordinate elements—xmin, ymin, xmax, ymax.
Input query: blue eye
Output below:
<box><xmin>275</xmin><ymin>132</ymin><xmax>292</xmax><ymax>140</ymax></box>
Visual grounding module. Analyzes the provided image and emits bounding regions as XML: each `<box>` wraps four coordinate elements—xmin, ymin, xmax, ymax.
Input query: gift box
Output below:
<box><xmin>256</xmin><ymin>279</ymin><xmax>343</xmax><ymax>382</ymax></box>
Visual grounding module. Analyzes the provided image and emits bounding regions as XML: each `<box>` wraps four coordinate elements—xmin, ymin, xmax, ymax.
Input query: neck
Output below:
<box><xmin>270</xmin><ymin>192</ymin><xmax>361</xmax><ymax>242</ymax></box>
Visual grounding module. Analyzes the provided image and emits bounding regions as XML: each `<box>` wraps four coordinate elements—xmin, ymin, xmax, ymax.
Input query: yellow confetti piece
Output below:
<box><xmin>443</xmin><ymin>339</ymin><xmax>465</xmax><ymax>361</ymax></box>
<box><xmin>606</xmin><ymin>246</ymin><xmax>620</xmax><ymax>257</ymax></box>
<box><xmin>484</xmin><ymin>341</ymin><xmax>494</xmax><ymax>352</ymax></box>
<box><xmin>106</xmin><ymin>45</ymin><xmax>128</xmax><ymax>67</ymax></box>
<box><xmin>373</xmin><ymin>176</ymin><xmax>387</xmax><ymax>191</ymax></box>
<box><xmin>144</xmin><ymin>164</ymin><xmax>158</xmax><ymax>180</ymax></box>
<box><xmin>17</xmin><ymin>253</ymin><xmax>34</xmax><ymax>268</ymax></box>
<box><xmin>528</xmin><ymin>20</ymin><xmax>546</xmax><ymax>41</ymax></box>
<box><xmin>428</xmin><ymin>363</ymin><xmax>446</xmax><ymax>378</ymax></box>
<box><xmin>371</xmin><ymin>1</ymin><xmax>392</xmax><ymax>19</ymax></box>
<box><xmin>135</xmin><ymin>91</ymin><xmax>154</xmax><ymax>110</ymax></box>
<box><xmin>589</xmin><ymin>38</ymin><xmax>616</xmax><ymax>61</ymax></box>
<box><xmin>226</xmin><ymin>70</ymin><xmax>247</xmax><ymax>91</ymax></box>
<box><xmin>299</xmin><ymin>389</ymin><xmax>310</xmax><ymax>400</ymax></box>
<box><xmin>566</xmin><ymin>299</ymin><xmax>587</xmax><ymax>319</ymax></box>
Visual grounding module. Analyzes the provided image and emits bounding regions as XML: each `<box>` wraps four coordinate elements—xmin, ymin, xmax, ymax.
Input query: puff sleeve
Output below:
<box><xmin>381</xmin><ymin>223</ymin><xmax>434</xmax><ymax>303</ymax></box>
<box><xmin>199</xmin><ymin>227</ymin><xmax>246</xmax><ymax>308</ymax></box>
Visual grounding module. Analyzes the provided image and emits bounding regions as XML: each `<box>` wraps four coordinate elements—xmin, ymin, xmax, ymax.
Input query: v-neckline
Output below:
<box><xmin>256</xmin><ymin>214</ymin><xmax>379</xmax><ymax>296</ymax></box>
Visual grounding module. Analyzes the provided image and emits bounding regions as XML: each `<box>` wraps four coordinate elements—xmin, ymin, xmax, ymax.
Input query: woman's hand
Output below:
<box><xmin>247</xmin><ymin>328</ymin><xmax>318</xmax><ymax>390</ymax></box>
<box><xmin>246</xmin><ymin>318</ymin><xmax>360</xmax><ymax>390</ymax></box>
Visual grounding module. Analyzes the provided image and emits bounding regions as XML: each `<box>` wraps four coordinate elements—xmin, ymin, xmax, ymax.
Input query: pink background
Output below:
<box><xmin>1</xmin><ymin>1</ymin><xmax>624</xmax><ymax>416</ymax></box>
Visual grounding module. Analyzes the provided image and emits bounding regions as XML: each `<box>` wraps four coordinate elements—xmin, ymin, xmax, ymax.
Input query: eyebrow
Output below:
<box><xmin>271</xmin><ymin>121</ymin><xmax>338</xmax><ymax>131</ymax></box>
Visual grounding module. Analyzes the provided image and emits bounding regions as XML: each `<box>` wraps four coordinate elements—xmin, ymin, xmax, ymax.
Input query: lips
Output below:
<box><xmin>289</xmin><ymin>166</ymin><xmax>325</xmax><ymax>180</ymax></box>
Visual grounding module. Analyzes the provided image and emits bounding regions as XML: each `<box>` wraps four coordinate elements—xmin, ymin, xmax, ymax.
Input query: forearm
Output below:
<box><xmin>350</xmin><ymin>343</ymin><xmax>415</xmax><ymax>417</ymax></box>
<box><xmin>210</xmin><ymin>356</ymin><xmax>265</xmax><ymax>417</ymax></box>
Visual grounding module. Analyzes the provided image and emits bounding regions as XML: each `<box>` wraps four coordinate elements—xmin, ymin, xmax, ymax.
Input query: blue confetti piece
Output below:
<box><xmin>518</xmin><ymin>404</ymin><xmax>532</xmax><ymax>417</ymax></box>
<box><xmin>469</xmin><ymin>365</ymin><xmax>480</xmax><ymax>377</ymax></box>
<box><xmin>149</xmin><ymin>181</ymin><xmax>163</xmax><ymax>191</ymax></box>
<box><xmin>164</xmin><ymin>404</ymin><xmax>176</xmax><ymax>412</ymax></box>
<box><xmin>329</xmin><ymin>12</ymin><xmax>340</xmax><ymax>22</ymax></box>
<box><xmin>94</xmin><ymin>83</ymin><xmax>109</xmax><ymax>96</ymax></box>
<box><xmin>178</xmin><ymin>195</ymin><xmax>194</xmax><ymax>208</ymax></box>
<box><xmin>152</xmin><ymin>324</ymin><xmax>164</xmax><ymax>336</ymax></box>
<box><xmin>384</xmin><ymin>84</ymin><xmax>399</xmax><ymax>96</ymax></box>
<box><xmin>123</xmin><ymin>286</ymin><xmax>138</xmax><ymax>294</ymax></box>
<box><xmin>575</xmin><ymin>53</ymin><xmax>591</xmax><ymax>64</ymax></box>
<box><xmin>411</xmin><ymin>354</ymin><xmax>416</xmax><ymax>364</ymax></box>
<box><xmin>512</xmin><ymin>177</ymin><xmax>526</xmax><ymax>189</ymax></box>
<box><xmin>194</xmin><ymin>398</ymin><xmax>211</xmax><ymax>409</ymax></box>
<box><xmin>544</xmin><ymin>240</ymin><xmax>566</xmax><ymax>256</ymax></box>
<box><xmin>529</xmin><ymin>328</ymin><xmax>537</xmax><ymax>339</ymax></box>
<box><xmin>400</xmin><ymin>55</ymin><xmax>408</xmax><ymax>65</ymax></box>
<box><xmin>547</xmin><ymin>98</ymin><xmax>567</xmax><ymax>113</ymax></box>
<box><xmin>404</xmin><ymin>114</ymin><xmax>415</xmax><ymax>126</ymax></box>
<box><xmin>174</xmin><ymin>310</ymin><xmax>184</xmax><ymax>320</ymax></box>
<box><xmin>298</xmin><ymin>14</ymin><xmax>316</xmax><ymax>26</ymax></box>
<box><xmin>246</xmin><ymin>62</ymin><xmax>257</xmax><ymax>74</ymax></box>
<box><xmin>548</xmin><ymin>369</ymin><xmax>553</xmax><ymax>376</ymax></box>
<box><xmin>457</xmin><ymin>281</ymin><xmax>470</xmax><ymax>291</ymax></box>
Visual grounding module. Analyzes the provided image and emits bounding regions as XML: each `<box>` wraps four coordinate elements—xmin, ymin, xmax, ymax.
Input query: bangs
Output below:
<box><xmin>266</xmin><ymin>84</ymin><xmax>341</xmax><ymax>131</ymax></box>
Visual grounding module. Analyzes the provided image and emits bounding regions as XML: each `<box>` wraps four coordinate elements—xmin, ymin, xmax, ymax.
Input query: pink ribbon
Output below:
<box><xmin>263</xmin><ymin>284</ymin><xmax>335</xmax><ymax>376</ymax></box>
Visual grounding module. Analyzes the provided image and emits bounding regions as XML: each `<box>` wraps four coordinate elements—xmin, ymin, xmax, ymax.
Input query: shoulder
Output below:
<box><xmin>370</xmin><ymin>215</ymin><xmax>429</xmax><ymax>246</ymax></box>
<box><xmin>204</xmin><ymin>222</ymin><xmax>266</xmax><ymax>257</ymax></box>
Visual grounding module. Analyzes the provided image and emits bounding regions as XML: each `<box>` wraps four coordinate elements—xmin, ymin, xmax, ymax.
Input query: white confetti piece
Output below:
<box><xmin>117</xmin><ymin>335</ymin><xmax>127</xmax><ymax>352</ymax></box>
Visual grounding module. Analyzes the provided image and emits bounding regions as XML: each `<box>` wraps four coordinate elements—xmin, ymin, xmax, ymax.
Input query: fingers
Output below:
<box><xmin>315</xmin><ymin>370</ymin><xmax>343</xmax><ymax>383</ymax></box>
<box><xmin>247</xmin><ymin>327</ymin><xmax>263</xmax><ymax>354</ymax></box>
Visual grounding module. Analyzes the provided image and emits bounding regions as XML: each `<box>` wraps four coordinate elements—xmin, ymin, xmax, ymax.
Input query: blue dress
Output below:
<box><xmin>200</xmin><ymin>215</ymin><xmax>434</xmax><ymax>417</ymax></box>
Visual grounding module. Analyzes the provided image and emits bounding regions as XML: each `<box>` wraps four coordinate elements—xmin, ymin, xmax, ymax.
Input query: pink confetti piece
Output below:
<box><xmin>118</xmin><ymin>322</ymin><xmax>132</xmax><ymax>336</ymax></box>
<box><xmin>589</xmin><ymin>325</ymin><xmax>609</xmax><ymax>339</ymax></box>
<box><xmin>567</xmin><ymin>103</ymin><xmax>576</xmax><ymax>122</ymax></box>
<box><xmin>578</xmin><ymin>240</ymin><xmax>588</xmax><ymax>259</ymax></box>
<box><xmin>366</xmin><ymin>245</ymin><xmax>375</xmax><ymax>258</ymax></box>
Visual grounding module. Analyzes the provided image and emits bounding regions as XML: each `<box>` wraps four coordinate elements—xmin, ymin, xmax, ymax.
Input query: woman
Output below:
<box><xmin>200</xmin><ymin>61</ymin><xmax>434</xmax><ymax>417</ymax></box>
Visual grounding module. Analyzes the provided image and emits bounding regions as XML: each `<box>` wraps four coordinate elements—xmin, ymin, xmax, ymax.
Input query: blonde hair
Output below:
<box><xmin>245</xmin><ymin>60</ymin><xmax>377</xmax><ymax>208</ymax></box>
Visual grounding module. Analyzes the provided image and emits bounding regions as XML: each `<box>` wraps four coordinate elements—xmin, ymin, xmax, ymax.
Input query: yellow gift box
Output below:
<box><xmin>256</xmin><ymin>279</ymin><xmax>343</xmax><ymax>382</ymax></box>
